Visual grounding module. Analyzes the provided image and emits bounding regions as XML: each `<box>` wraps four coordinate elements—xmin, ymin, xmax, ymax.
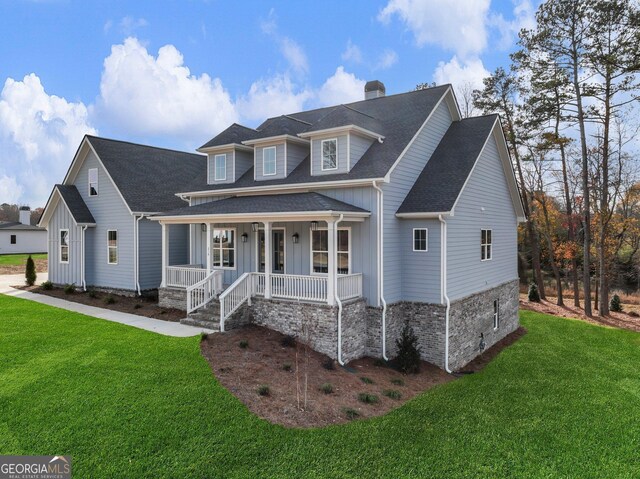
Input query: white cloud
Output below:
<box><xmin>96</xmin><ymin>37</ymin><xmax>238</xmax><ymax>143</ymax></box>
<box><xmin>260</xmin><ymin>9</ymin><xmax>309</xmax><ymax>75</ymax></box>
<box><xmin>433</xmin><ymin>56</ymin><xmax>490</xmax><ymax>91</ymax></box>
<box><xmin>378</xmin><ymin>0</ymin><xmax>491</xmax><ymax>58</ymax></box>
<box><xmin>342</xmin><ymin>40</ymin><xmax>363</xmax><ymax>64</ymax></box>
<box><xmin>490</xmin><ymin>0</ymin><xmax>537</xmax><ymax>50</ymax></box>
<box><xmin>374</xmin><ymin>49</ymin><xmax>398</xmax><ymax>70</ymax></box>
<box><xmin>0</xmin><ymin>74</ymin><xmax>96</xmax><ymax>206</ymax></box>
<box><xmin>236</xmin><ymin>75</ymin><xmax>312</xmax><ymax>122</ymax></box>
<box><xmin>119</xmin><ymin>16</ymin><xmax>148</xmax><ymax>35</ymax></box>
<box><xmin>315</xmin><ymin>67</ymin><xmax>366</xmax><ymax>106</ymax></box>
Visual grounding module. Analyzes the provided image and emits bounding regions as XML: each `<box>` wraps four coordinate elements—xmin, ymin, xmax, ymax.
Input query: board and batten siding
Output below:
<box><xmin>382</xmin><ymin>98</ymin><xmax>452</xmax><ymax>304</ymax></box>
<box><xmin>254</xmin><ymin>143</ymin><xmax>286</xmax><ymax>180</ymax></box>
<box><xmin>446</xmin><ymin>132</ymin><xmax>518</xmax><ymax>300</ymax></box>
<box><xmin>47</xmin><ymin>201</ymin><xmax>83</xmax><ymax>286</ymax></box>
<box><xmin>310</xmin><ymin>135</ymin><xmax>348</xmax><ymax>175</ymax></box>
<box><xmin>401</xmin><ymin>219</ymin><xmax>441</xmax><ymax>303</ymax></box>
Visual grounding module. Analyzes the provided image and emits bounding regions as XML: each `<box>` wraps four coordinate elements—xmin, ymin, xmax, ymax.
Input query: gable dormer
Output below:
<box><xmin>197</xmin><ymin>124</ymin><xmax>258</xmax><ymax>184</ymax></box>
<box><xmin>242</xmin><ymin>135</ymin><xmax>309</xmax><ymax>181</ymax></box>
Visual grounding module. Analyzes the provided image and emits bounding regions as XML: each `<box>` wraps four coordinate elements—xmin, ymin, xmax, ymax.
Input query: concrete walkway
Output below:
<box><xmin>0</xmin><ymin>273</ymin><xmax>213</xmax><ymax>337</ymax></box>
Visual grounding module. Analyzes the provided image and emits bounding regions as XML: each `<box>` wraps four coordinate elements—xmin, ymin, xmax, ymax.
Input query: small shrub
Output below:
<box><xmin>257</xmin><ymin>385</ymin><xmax>270</xmax><ymax>396</ymax></box>
<box><xmin>383</xmin><ymin>389</ymin><xmax>402</xmax><ymax>400</ymax></box>
<box><xmin>280</xmin><ymin>335</ymin><xmax>296</xmax><ymax>348</ymax></box>
<box><xmin>133</xmin><ymin>303</ymin><xmax>142</xmax><ymax>309</ymax></box>
<box><xmin>373</xmin><ymin>358</ymin><xmax>388</xmax><ymax>367</ymax></box>
<box><xmin>390</xmin><ymin>378</ymin><xmax>405</xmax><ymax>386</ymax></box>
<box><xmin>322</xmin><ymin>358</ymin><xmax>336</xmax><ymax>371</ymax></box>
<box><xmin>63</xmin><ymin>283</ymin><xmax>75</xmax><ymax>295</ymax></box>
<box><xmin>320</xmin><ymin>383</ymin><xmax>334</xmax><ymax>394</ymax></box>
<box><xmin>25</xmin><ymin>255</ymin><xmax>36</xmax><ymax>286</ymax></box>
<box><xmin>360</xmin><ymin>376</ymin><xmax>374</xmax><ymax>385</ymax></box>
<box><xmin>41</xmin><ymin>280</ymin><xmax>53</xmax><ymax>290</ymax></box>
<box><xmin>87</xmin><ymin>289</ymin><xmax>98</xmax><ymax>299</ymax></box>
<box><xmin>610</xmin><ymin>294</ymin><xmax>622</xmax><ymax>312</ymax></box>
<box><xmin>103</xmin><ymin>295</ymin><xmax>116</xmax><ymax>305</ymax></box>
<box><xmin>199</xmin><ymin>332</ymin><xmax>209</xmax><ymax>342</ymax></box>
<box><xmin>239</xmin><ymin>340</ymin><xmax>249</xmax><ymax>349</ymax></box>
<box><xmin>394</xmin><ymin>322</ymin><xmax>421</xmax><ymax>374</ymax></box>
<box><xmin>282</xmin><ymin>363</ymin><xmax>292</xmax><ymax>372</ymax></box>
<box><xmin>358</xmin><ymin>393</ymin><xmax>379</xmax><ymax>404</ymax></box>
<box><xmin>629</xmin><ymin>311</ymin><xmax>639</xmax><ymax>318</ymax></box>
<box><xmin>528</xmin><ymin>282</ymin><xmax>541</xmax><ymax>302</ymax></box>
<box><xmin>343</xmin><ymin>408</ymin><xmax>360</xmax><ymax>420</ymax></box>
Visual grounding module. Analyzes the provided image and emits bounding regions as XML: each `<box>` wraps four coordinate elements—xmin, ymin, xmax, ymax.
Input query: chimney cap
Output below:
<box><xmin>19</xmin><ymin>206</ymin><xmax>30</xmax><ymax>211</ymax></box>
<box><xmin>364</xmin><ymin>80</ymin><xmax>386</xmax><ymax>94</ymax></box>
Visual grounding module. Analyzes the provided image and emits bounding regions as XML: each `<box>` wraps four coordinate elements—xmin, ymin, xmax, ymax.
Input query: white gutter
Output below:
<box><xmin>81</xmin><ymin>225</ymin><xmax>88</xmax><ymax>291</ymax></box>
<box><xmin>134</xmin><ymin>214</ymin><xmax>144</xmax><ymax>295</ymax></box>
<box><xmin>335</xmin><ymin>213</ymin><xmax>345</xmax><ymax>366</ymax></box>
<box><xmin>439</xmin><ymin>214</ymin><xmax>452</xmax><ymax>373</ymax></box>
<box><xmin>373</xmin><ymin>181</ymin><xmax>388</xmax><ymax>361</ymax></box>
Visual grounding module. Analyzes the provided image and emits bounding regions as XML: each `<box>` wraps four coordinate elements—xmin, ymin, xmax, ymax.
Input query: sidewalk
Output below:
<box><xmin>0</xmin><ymin>273</ymin><xmax>213</xmax><ymax>337</ymax></box>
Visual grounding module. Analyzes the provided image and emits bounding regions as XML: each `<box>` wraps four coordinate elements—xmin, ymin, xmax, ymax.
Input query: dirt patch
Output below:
<box><xmin>520</xmin><ymin>294</ymin><xmax>640</xmax><ymax>333</ymax></box>
<box><xmin>201</xmin><ymin>325</ymin><xmax>524</xmax><ymax>428</ymax></box>
<box><xmin>0</xmin><ymin>258</ymin><xmax>47</xmax><ymax>275</ymax></box>
<box><xmin>15</xmin><ymin>285</ymin><xmax>185</xmax><ymax>322</ymax></box>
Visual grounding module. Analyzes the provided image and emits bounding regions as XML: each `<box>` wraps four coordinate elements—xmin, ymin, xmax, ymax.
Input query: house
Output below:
<box><xmin>38</xmin><ymin>82</ymin><xmax>525</xmax><ymax>371</ymax></box>
<box><xmin>0</xmin><ymin>207</ymin><xmax>46</xmax><ymax>255</ymax></box>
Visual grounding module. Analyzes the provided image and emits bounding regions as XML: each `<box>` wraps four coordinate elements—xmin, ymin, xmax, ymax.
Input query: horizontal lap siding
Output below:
<box><xmin>446</xmin><ymin>134</ymin><xmax>518</xmax><ymax>300</ymax></box>
<box><xmin>48</xmin><ymin>201</ymin><xmax>82</xmax><ymax>286</ymax></box>
<box><xmin>401</xmin><ymin>219</ymin><xmax>441</xmax><ymax>303</ymax></box>
<box><xmin>255</xmin><ymin>143</ymin><xmax>286</xmax><ymax>180</ymax></box>
<box><xmin>311</xmin><ymin>135</ymin><xmax>348</xmax><ymax>175</ymax></box>
<box><xmin>0</xmin><ymin>231</ymin><xmax>47</xmax><ymax>255</ymax></box>
<box><xmin>207</xmin><ymin>149</ymin><xmax>234</xmax><ymax>185</ymax></box>
<box><xmin>383</xmin><ymin>99</ymin><xmax>452</xmax><ymax>304</ymax></box>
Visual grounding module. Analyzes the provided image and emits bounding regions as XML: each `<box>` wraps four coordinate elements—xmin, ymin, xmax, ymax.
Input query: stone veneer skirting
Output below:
<box><xmin>158</xmin><ymin>287</ymin><xmax>187</xmax><ymax>311</ymax></box>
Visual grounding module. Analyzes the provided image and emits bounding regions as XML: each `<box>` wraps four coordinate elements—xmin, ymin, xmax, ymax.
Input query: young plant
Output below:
<box><xmin>63</xmin><ymin>283</ymin><xmax>75</xmax><ymax>294</ymax></box>
<box><xmin>528</xmin><ymin>282</ymin><xmax>541</xmax><ymax>302</ymax></box>
<box><xmin>282</xmin><ymin>363</ymin><xmax>292</xmax><ymax>372</ymax></box>
<box><xmin>87</xmin><ymin>289</ymin><xmax>98</xmax><ymax>299</ymax></box>
<box><xmin>319</xmin><ymin>383</ymin><xmax>334</xmax><ymax>394</ymax></box>
<box><xmin>394</xmin><ymin>321</ymin><xmax>421</xmax><ymax>374</ymax></box>
<box><xmin>322</xmin><ymin>358</ymin><xmax>336</xmax><ymax>371</ymax></box>
<box><xmin>280</xmin><ymin>335</ymin><xmax>296</xmax><ymax>348</ymax></box>
<box><xmin>373</xmin><ymin>358</ymin><xmax>388</xmax><ymax>368</ymax></box>
<box><xmin>133</xmin><ymin>303</ymin><xmax>142</xmax><ymax>309</ymax></box>
<box><xmin>257</xmin><ymin>385</ymin><xmax>270</xmax><ymax>396</ymax></box>
<box><xmin>360</xmin><ymin>376</ymin><xmax>374</xmax><ymax>384</ymax></box>
<box><xmin>610</xmin><ymin>294</ymin><xmax>622</xmax><ymax>312</ymax></box>
<box><xmin>343</xmin><ymin>408</ymin><xmax>360</xmax><ymax>420</ymax></box>
<box><xmin>103</xmin><ymin>295</ymin><xmax>116</xmax><ymax>305</ymax></box>
<box><xmin>383</xmin><ymin>389</ymin><xmax>402</xmax><ymax>400</ymax></box>
<box><xmin>41</xmin><ymin>280</ymin><xmax>53</xmax><ymax>290</ymax></box>
<box><xmin>199</xmin><ymin>332</ymin><xmax>209</xmax><ymax>342</ymax></box>
<box><xmin>390</xmin><ymin>378</ymin><xmax>405</xmax><ymax>386</ymax></box>
<box><xmin>25</xmin><ymin>255</ymin><xmax>36</xmax><ymax>286</ymax></box>
<box><xmin>357</xmin><ymin>393</ymin><xmax>379</xmax><ymax>404</ymax></box>
<box><xmin>239</xmin><ymin>340</ymin><xmax>249</xmax><ymax>349</ymax></box>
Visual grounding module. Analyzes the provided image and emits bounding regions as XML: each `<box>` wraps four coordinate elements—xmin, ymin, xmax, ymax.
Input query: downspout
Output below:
<box><xmin>81</xmin><ymin>225</ymin><xmax>88</xmax><ymax>291</ymax></box>
<box><xmin>372</xmin><ymin>181</ymin><xmax>388</xmax><ymax>360</ymax></box>
<box><xmin>134</xmin><ymin>214</ymin><xmax>144</xmax><ymax>295</ymax></box>
<box><xmin>334</xmin><ymin>213</ymin><xmax>345</xmax><ymax>366</ymax></box>
<box><xmin>439</xmin><ymin>214</ymin><xmax>452</xmax><ymax>373</ymax></box>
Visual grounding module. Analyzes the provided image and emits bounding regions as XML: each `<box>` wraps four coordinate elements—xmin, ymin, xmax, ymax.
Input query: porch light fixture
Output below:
<box><xmin>310</xmin><ymin>221</ymin><xmax>318</xmax><ymax>231</ymax></box>
<box><xmin>251</xmin><ymin>222</ymin><xmax>259</xmax><ymax>232</ymax></box>
<box><xmin>201</xmin><ymin>223</ymin><xmax>206</xmax><ymax>232</ymax></box>
<box><xmin>241</xmin><ymin>233</ymin><xmax>248</xmax><ymax>243</ymax></box>
<box><xmin>292</xmin><ymin>233</ymin><xmax>299</xmax><ymax>244</ymax></box>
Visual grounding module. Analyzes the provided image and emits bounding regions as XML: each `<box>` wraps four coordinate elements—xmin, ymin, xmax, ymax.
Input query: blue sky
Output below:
<box><xmin>0</xmin><ymin>0</ymin><xmax>536</xmax><ymax>206</ymax></box>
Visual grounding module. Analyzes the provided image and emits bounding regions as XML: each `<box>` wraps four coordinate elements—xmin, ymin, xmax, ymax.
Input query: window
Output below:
<box><xmin>107</xmin><ymin>230</ymin><xmax>118</xmax><ymax>264</ymax></box>
<box><xmin>413</xmin><ymin>228</ymin><xmax>428</xmax><ymax>251</ymax></box>
<box><xmin>212</xmin><ymin>229</ymin><xmax>235</xmax><ymax>268</ymax></box>
<box><xmin>59</xmin><ymin>229</ymin><xmax>69</xmax><ymax>263</ymax></box>
<box><xmin>311</xmin><ymin>228</ymin><xmax>350</xmax><ymax>274</ymax></box>
<box><xmin>263</xmin><ymin>146</ymin><xmax>276</xmax><ymax>176</ymax></box>
<box><xmin>214</xmin><ymin>154</ymin><xmax>226</xmax><ymax>181</ymax></box>
<box><xmin>88</xmin><ymin>168</ymin><xmax>98</xmax><ymax>196</ymax></box>
<box><xmin>10</xmin><ymin>234</ymin><xmax>16</xmax><ymax>245</ymax></box>
<box><xmin>493</xmin><ymin>299</ymin><xmax>499</xmax><ymax>329</ymax></box>
<box><xmin>481</xmin><ymin>229</ymin><xmax>492</xmax><ymax>261</ymax></box>
<box><xmin>321</xmin><ymin>139</ymin><xmax>337</xmax><ymax>170</ymax></box>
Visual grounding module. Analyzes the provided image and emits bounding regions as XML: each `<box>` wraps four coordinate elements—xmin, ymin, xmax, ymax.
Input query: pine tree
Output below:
<box><xmin>25</xmin><ymin>255</ymin><xmax>36</xmax><ymax>286</ymax></box>
<box><xmin>610</xmin><ymin>294</ymin><xmax>622</xmax><ymax>313</ymax></box>
<box><xmin>394</xmin><ymin>322</ymin><xmax>421</xmax><ymax>374</ymax></box>
<box><xmin>528</xmin><ymin>283</ymin><xmax>541</xmax><ymax>302</ymax></box>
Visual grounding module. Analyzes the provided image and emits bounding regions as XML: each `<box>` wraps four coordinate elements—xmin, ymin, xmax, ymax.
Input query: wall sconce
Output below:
<box><xmin>241</xmin><ymin>233</ymin><xmax>248</xmax><ymax>243</ymax></box>
<box><xmin>251</xmin><ymin>222</ymin><xmax>259</xmax><ymax>232</ymax></box>
<box><xmin>201</xmin><ymin>223</ymin><xmax>206</xmax><ymax>232</ymax></box>
<box><xmin>292</xmin><ymin>233</ymin><xmax>299</xmax><ymax>244</ymax></box>
<box><xmin>310</xmin><ymin>221</ymin><xmax>318</xmax><ymax>231</ymax></box>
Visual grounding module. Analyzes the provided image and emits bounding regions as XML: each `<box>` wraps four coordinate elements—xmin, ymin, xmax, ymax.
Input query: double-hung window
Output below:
<box><xmin>481</xmin><ymin>229</ymin><xmax>492</xmax><ymax>261</ymax></box>
<box><xmin>214</xmin><ymin>154</ymin><xmax>226</xmax><ymax>181</ymax></box>
<box><xmin>321</xmin><ymin>139</ymin><xmax>337</xmax><ymax>170</ymax></box>
<box><xmin>59</xmin><ymin>229</ymin><xmax>69</xmax><ymax>263</ymax></box>
<box><xmin>107</xmin><ymin>230</ymin><xmax>118</xmax><ymax>264</ymax></box>
<box><xmin>413</xmin><ymin>228</ymin><xmax>428</xmax><ymax>251</ymax></box>
<box><xmin>311</xmin><ymin>228</ymin><xmax>350</xmax><ymax>274</ymax></box>
<box><xmin>493</xmin><ymin>300</ymin><xmax>499</xmax><ymax>330</ymax></box>
<box><xmin>263</xmin><ymin>146</ymin><xmax>276</xmax><ymax>176</ymax></box>
<box><xmin>88</xmin><ymin>168</ymin><xmax>98</xmax><ymax>196</ymax></box>
<box><xmin>10</xmin><ymin>234</ymin><xmax>16</xmax><ymax>245</ymax></box>
<box><xmin>212</xmin><ymin>229</ymin><xmax>235</xmax><ymax>268</ymax></box>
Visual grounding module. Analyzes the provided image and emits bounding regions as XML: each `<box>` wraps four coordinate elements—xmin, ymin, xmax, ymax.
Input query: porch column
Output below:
<box><xmin>206</xmin><ymin>223</ymin><xmax>212</xmax><ymax>272</ymax></box>
<box><xmin>327</xmin><ymin>219</ymin><xmax>336</xmax><ymax>306</ymax></box>
<box><xmin>264</xmin><ymin>221</ymin><xmax>272</xmax><ymax>299</ymax></box>
<box><xmin>161</xmin><ymin>223</ymin><xmax>169</xmax><ymax>287</ymax></box>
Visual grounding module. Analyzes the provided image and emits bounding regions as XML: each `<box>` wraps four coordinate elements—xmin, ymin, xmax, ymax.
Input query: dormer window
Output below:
<box><xmin>321</xmin><ymin>139</ymin><xmax>337</xmax><ymax>171</ymax></box>
<box><xmin>88</xmin><ymin>168</ymin><xmax>98</xmax><ymax>196</ymax></box>
<box><xmin>263</xmin><ymin>146</ymin><xmax>277</xmax><ymax>176</ymax></box>
<box><xmin>214</xmin><ymin>154</ymin><xmax>226</xmax><ymax>181</ymax></box>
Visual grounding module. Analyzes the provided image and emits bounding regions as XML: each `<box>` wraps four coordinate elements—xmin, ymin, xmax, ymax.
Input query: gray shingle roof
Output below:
<box><xmin>55</xmin><ymin>184</ymin><xmax>96</xmax><ymax>224</ymax></box>
<box><xmin>199</xmin><ymin>123</ymin><xmax>259</xmax><ymax>149</ymax></box>
<box><xmin>156</xmin><ymin>192</ymin><xmax>369</xmax><ymax>217</ymax></box>
<box><xmin>0</xmin><ymin>221</ymin><xmax>44</xmax><ymax>231</ymax></box>
<box><xmin>397</xmin><ymin>115</ymin><xmax>498</xmax><ymax>214</ymax></box>
<box><xmin>304</xmin><ymin>105</ymin><xmax>383</xmax><ymax>135</ymax></box>
<box><xmin>86</xmin><ymin>136</ymin><xmax>207</xmax><ymax>212</ymax></box>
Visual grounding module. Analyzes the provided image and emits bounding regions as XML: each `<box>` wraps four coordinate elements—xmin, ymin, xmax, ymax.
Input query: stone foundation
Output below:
<box><xmin>158</xmin><ymin>287</ymin><xmax>187</xmax><ymax>311</ymax></box>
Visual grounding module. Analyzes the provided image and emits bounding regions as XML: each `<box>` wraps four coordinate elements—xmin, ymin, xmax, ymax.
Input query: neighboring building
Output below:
<box><xmin>39</xmin><ymin>82</ymin><xmax>525</xmax><ymax>371</ymax></box>
<box><xmin>0</xmin><ymin>207</ymin><xmax>46</xmax><ymax>255</ymax></box>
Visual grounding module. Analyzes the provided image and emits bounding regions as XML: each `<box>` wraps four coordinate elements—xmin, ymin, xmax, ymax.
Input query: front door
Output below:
<box><xmin>258</xmin><ymin>229</ymin><xmax>285</xmax><ymax>274</ymax></box>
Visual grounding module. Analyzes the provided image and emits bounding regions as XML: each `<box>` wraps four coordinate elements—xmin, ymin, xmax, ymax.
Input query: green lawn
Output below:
<box><xmin>0</xmin><ymin>253</ymin><xmax>47</xmax><ymax>266</ymax></box>
<box><xmin>1</xmin><ymin>295</ymin><xmax>640</xmax><ymax>478</ymax></box>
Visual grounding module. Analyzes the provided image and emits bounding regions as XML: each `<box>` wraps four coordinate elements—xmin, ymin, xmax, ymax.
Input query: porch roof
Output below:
<box><xmin>151</xmin><ymin>192</ymin><xmax>370</xmax><ymax>223</ymax></box>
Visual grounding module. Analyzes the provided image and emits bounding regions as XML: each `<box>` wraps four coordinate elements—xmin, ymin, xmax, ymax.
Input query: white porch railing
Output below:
<box><xmin>186</xmin><ymin>269</ymin><xmax>224</xmax><ymax>313</ymax></box>
<box><xmin>220</xmin><ymin>272</ymin><xmax>258</xmax><ymax>331</ymax></box>
<box><xmin>166</xmin><ymin>265</ymin><xmax>207</xmax><ymax>288</ymax></box>
<box><xmin>337</xmin><ymin>273</ymin><xmax>363</xmax><ymax>301</ymax></box>
<box><xmin>270</xmin><ymin>273</ymin><xmax>328</xmax><ymax>302</ymax></box>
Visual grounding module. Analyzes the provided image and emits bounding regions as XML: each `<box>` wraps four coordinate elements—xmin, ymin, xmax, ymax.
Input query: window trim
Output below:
<box><xmin>309</xmin><ymin>226</ymin><xmax>351</xmax><ymax>275</ymax></box>
<box><xmin>10</xmin><ymin>234</ymin><xmax>16</xmax><ymax>245</ymax></box>
<box><xmin>107</xmin><ymin>229</ymin><xmax>118</xmax><ymax>265</ymax></box>
<box><xmin>412</xmin><ymin>228</ymin><xmax>428</xmax><ymax>252</ymax></box>
<box><xmin>59</xmin><ymin>229</ymin><xmax>69</xmax><ymax>264</ymax></box>
<box><xmin>254</xmin><ymin>226</ymin><xmax>287</xmax><ymax>274</ymax></box>
<box><xmin>211</xmin><ymin>227</ymin><xmax>237</xmax><ymax>270</ymax></box>
<box><xmin>320</xmin><ymin>138</ymin><xmax>338</xmax><ymax>171</ymax></box>
<box><xmin>88</xmin><ymin>168</ymin><xmax>98</xmax><ymax>196</ymax></box>
<box><xmin>493</xmin><ymin>299</ymin><xmax>499</xmax><ymax>330</ymax></box>
<box><xmin>262</xmin><ymin>146</ymin><xmax>277</xmax><ymax>176</ymax></box>
<box><xmin>481</xmin><ymin>228</ymin><xmax>492</xmax><ymax>261</ymax></box>
<box><xmin>214</xmin><ymin>154</ymin><xmax>227</xmax><ymax>181</ymax></box>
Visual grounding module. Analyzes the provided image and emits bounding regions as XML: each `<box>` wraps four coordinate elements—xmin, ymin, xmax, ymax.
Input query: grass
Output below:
<box><xmin>1</xmin><ymin>295</ymin><xmax>640</xmax><ymax>478</ymax></box>
<box><xmin>0</xmin><ymin>253</ymin><xmax>46</xmax><ymax>266</ymax></box>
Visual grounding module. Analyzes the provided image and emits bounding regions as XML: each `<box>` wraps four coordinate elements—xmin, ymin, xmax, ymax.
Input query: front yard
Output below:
<box><xmin>1</xmin><ymin>294</ymin><xmax>639</xmax><ymax>478</ymax></box>
<box><xmin>0</xmin><ymin>253</ymin><xmax>47</xmax><ymax>275</ymax></box>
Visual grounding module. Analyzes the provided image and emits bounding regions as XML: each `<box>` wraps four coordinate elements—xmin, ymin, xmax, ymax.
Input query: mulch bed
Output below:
<box><xmin>201</xmin><ymin>324</ymin><xmax>525</xmax><ymax>428</ymax></box>
<box><xmin>15</xmin><ymin>285</ymin><xmax>185</xmax><ymax>322</ymax></box>
<box><xmin>0</xmin><ymin>258</ymin><xmax>47</xmax><ymax>275</ymax></box>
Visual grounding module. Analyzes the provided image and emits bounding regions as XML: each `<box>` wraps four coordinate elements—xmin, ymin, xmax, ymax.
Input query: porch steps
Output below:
<box><xmin>181</xmin><ymin>302</ymin><xmax>221</xmax><ymax>331</ymax></box>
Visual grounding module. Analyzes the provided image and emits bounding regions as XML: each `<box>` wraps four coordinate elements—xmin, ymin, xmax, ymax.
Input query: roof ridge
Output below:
<box><xmin>282</xmin><ymin>115</ymin><xmax>312</xmax><ymax>126</ymax></box>
<box><xmin>341</xmin><ymin>104</ymin><xmax>378</xmax><ymax>120</ymax></box>
<box><xmin>85</xmin><ymin>135</ymin><xmax>204</xmax><ymax>158</ymax></box>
